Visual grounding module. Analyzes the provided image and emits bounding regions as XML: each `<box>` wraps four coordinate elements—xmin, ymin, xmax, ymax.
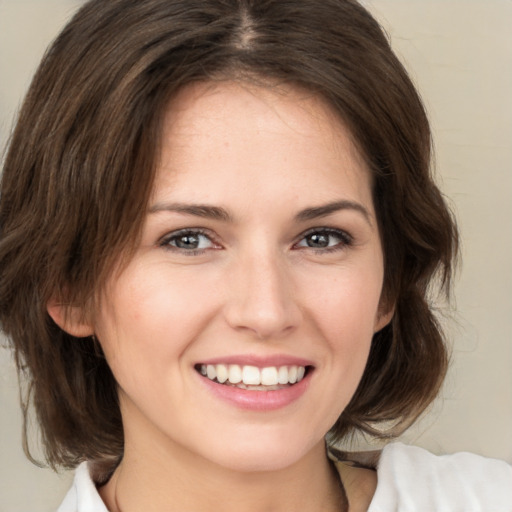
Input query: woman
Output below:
<box><xmin>0</xmin><ymin>0</ymin><xmax>510</xmax><ymax>510</ymax></box>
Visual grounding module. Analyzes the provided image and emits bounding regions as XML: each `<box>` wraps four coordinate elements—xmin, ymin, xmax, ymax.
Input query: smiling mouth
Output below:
<box><xmin>195</xmin><ymin>364</ymin><xmax>310</xmax><ymax>390</ymax></box>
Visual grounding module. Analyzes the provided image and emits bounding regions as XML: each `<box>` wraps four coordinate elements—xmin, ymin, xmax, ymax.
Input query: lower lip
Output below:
<box><xmin>197</xmin><ymin>371</ymin><xmax>312</xmax><ymax>411</ymax></box>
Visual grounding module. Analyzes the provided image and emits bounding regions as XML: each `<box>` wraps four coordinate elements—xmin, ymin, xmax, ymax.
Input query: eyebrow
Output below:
<box><xmin>294</xmin><ymin>200</ymin><xmax>372</xmax><ymax>224</ymax></box>
<box><xmin>149</xmin><ymin>202</ymin><xmax>233</xmax><ymax>222</ymax></box>
<box><xmin>149</xmin><ymin>199</ymin><xmax>371</xmax><ymax>225</ymax></box>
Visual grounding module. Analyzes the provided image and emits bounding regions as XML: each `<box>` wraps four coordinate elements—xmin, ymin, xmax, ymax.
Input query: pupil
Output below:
<box><xmin>177</xmin><ymin>234</ymin><xmax>199</xmax><ymax>249</ymax></box>
<box><xmin>308</xmin><ymin>233</ymin><xmax>328</xmax><ymax>248</ymax></box>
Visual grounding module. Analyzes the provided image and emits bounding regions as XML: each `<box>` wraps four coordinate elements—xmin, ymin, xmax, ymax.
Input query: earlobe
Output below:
<box><xmin>47</xmin><ymin>299</ymin><xmax>94</xmax><ymax>338</ymax></box>
<box><xmin>374</xmin><ymin>306</ymin><xmax>395</xmax><ymax>333</ymax></box>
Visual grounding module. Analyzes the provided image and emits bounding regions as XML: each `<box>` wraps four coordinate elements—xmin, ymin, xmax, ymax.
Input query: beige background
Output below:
<box><xmin>1</xmin><ymin>1</ymin><xmax>511</xmax><ymax>510</ymax></box>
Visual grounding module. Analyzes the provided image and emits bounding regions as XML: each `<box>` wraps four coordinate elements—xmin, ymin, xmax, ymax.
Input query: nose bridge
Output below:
<box><xmin>224</xmin><ymin>242</ymin><xmax>301</xmax><ymax>339</ymax></box>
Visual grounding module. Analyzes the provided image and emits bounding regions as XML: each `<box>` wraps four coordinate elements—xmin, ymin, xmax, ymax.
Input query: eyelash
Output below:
<box><xmin>158</xmin><ymin>227</ymin><xmax>353</xmax><ymax>256</ymax></box>
<box><xmin>294</xmin><ymin>227</ymin><xmax>353</xmax><ymax>254</ymax></box>
<box><xmin>158</xmin><ymin>228</ymin><xmax>218</xmax><ymax>256</ymax></box>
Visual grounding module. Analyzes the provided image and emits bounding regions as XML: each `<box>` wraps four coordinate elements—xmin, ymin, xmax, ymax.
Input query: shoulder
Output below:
<box><xmin>329</xmin><ymin>442</ymin><xmax>512</xmax><ymax>512</ymax></box>
<box><xmin>371</xmin><ymin>442</ymin><xmax>512</xmax><ymax>512</ymax></box>
<box><xmin>57</xmin><ymin>462</ymin><xmax>109</xmax><ymax>512</ymax></box>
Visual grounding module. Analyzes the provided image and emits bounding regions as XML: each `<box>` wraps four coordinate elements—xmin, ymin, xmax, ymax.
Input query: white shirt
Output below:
<box><xmin>57</xmin><ymin>442</ymin><xmax>512</xmax><ymax>512</ymax></box>
<box><xmin>367</xmin><ymin>443</ymin><xmax>512</xmax><ymax>511</ymax></box>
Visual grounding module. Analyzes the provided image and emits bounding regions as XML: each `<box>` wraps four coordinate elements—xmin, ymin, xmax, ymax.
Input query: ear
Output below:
<box><xmin>47</xmin><ymin>299</ymin><xmax>94</xmax><ymax>338</ymax></box>
<box><xmin>373</xmin><ymin>304</ymin><xmax>395</xmax><ymax>333</ymax></box>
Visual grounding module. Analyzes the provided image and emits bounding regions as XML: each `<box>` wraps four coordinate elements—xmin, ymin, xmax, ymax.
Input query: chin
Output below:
<box><xmin>197</xmin><ymin>431</ymin><xmax>321</xmax><ymax>474</ymax></box>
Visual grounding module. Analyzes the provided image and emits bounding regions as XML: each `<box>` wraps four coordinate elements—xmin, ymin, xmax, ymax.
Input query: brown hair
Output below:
<box><xmin>0</xmin><ymin>0</ymin><xmax>458</xmax><ymax>472</ymax></box>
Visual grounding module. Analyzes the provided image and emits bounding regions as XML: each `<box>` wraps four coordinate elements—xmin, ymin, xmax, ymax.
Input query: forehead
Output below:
<box><xmin>152</xmin><ymin>80</ymin><xmax>373</xmax><ymax>213</ymax></box>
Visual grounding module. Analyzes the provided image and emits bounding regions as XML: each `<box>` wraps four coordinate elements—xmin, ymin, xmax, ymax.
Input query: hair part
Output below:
<box><xmin>0</xmin><ymin>0</ymin><xmax>458</xmax><ymax>474</ymax></box>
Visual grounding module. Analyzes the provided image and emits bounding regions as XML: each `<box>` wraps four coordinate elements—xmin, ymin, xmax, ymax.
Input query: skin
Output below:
<box><xmin>50</xmin><ymin>81</ymin><xmax>390</xmax><ymax>511</ymax></box>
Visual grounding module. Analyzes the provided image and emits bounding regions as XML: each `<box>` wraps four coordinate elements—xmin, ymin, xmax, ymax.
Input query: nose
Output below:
<box><xmin>223</xmin><ymin>249</ymin><xmax>302</xmax><ymax>340</ymax></box>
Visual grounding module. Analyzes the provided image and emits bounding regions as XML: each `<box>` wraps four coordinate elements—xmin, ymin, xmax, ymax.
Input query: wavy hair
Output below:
<box><xmin>0</xmin><ymin>0</ymin><xmax>458</xmax><ymax>475</ymax></box>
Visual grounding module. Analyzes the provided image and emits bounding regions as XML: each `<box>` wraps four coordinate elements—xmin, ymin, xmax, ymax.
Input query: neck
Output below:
<box><xmin>100</xmin><ymin>435</ymin><xmax>345</xmax><ymax>512</ymax></box>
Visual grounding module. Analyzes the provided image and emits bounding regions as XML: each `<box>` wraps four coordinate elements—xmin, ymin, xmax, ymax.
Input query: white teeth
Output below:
<box><xmin>277</xmin><ymin>366</ymin><xmax>289</xmax><ymax>384</ymax></box>
<box><xmin>206</xmin><ymin>365</ymin><xmax>216</xmax><ymax>380</ymax></box>
<box><xmin>216</xmin><ymin>364</ymin><xmax>228</xmax><ymax>383</ymax></box>
<box><xmin>199</xmin><ymin>364</ymin><xmax>307</xmax><ymax>387</ymax></box>
<box><xmin>242</xmin><ymin>365</ymin><xmax>261</xmax><ymax>385</ymax></box>
<box><xmin>261</xmin><ymin>367</ymin><xmax>278</xmax><ymax>386</ymax></box>
<box><xmin>228</xmin><ymin>364</ymin><xmax>242</xmax><ymax>384</ymax></box>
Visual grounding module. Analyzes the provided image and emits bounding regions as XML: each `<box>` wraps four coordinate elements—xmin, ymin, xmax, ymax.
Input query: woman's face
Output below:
<box><xmin>93</xmin><ymin>81</ymin><xmax>390</xmax><ymax>472</ymax></box>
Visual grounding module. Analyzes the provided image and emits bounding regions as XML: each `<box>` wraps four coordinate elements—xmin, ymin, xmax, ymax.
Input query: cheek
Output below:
<box><xmin>94</xmin><ymin>264</ymin><xmax>220</xmax><ymax>368</ymax></box>
<box><xmin>304</xmin><ymin>265</ymin><xmax>383</xmax><ymax>334</ymax></box>
<box><xmin>302</xmin><ymin>263</ymin><xmax>383</xmax><ymax>392</ymax></box>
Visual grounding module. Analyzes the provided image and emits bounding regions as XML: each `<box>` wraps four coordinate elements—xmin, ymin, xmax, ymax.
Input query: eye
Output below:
<box><xmin>295</xmin><ymin>228</ymin><xmax>352</xmax><ymax>251</ymax></box>
<box><xmin>159</xmin><ymin>229</ymin><xmax>218</xmax><ymax>253</ymax></box>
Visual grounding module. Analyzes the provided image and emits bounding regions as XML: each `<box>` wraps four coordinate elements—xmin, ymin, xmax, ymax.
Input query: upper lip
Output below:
<box><xmin>196</xmin><ymin>354</ymin><xmax>314</xmax><ymax>368</ymax></box>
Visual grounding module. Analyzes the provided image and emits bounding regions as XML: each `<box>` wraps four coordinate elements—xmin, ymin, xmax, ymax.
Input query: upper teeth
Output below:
<box><xmin>199</xmin><ymin>364</ymin><xmax>306</xmax><ymax>386</ymax></box>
